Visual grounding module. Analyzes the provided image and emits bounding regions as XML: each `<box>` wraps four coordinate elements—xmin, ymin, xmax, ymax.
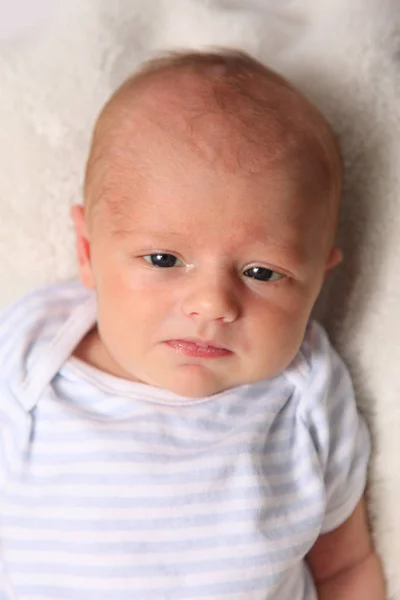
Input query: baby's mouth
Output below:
<box><xmin>165</xmin><ymin>339</ymin><xmax>232</xmax><ymax>358</ymax></box>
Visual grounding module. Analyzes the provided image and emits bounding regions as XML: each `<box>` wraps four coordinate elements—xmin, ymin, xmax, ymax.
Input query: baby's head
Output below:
<box><xmin>72</xmin><ymin>50</ymin><xmax>343</xmax><ymax>398</ymax></box>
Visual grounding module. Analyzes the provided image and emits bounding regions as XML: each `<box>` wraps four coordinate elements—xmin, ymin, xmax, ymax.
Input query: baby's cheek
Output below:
<box><xmin>253</xmin><ymin>306</ymin><xmax>305</xmax><ymax>362</ymax></box>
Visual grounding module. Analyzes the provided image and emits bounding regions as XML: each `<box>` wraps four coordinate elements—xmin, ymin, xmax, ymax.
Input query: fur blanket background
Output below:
<box><xmin>1</xmin><ymin>0</ymin><xmax>399</xmax><ymax>595</ymax></box>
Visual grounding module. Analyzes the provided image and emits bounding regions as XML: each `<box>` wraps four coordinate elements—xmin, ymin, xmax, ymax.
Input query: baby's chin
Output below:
<box><xmin>148</xmin><ymin>365</ymin><xmax>246</xmax><ymax>400</ymax></box>
<box><xmin>151</xmin><ymin>357</ymin><xmax>296</xmax><ymax>399</ymax></box>
<box><xmin>149</xmin><ymin>364</ymin><xmax>278</xmax><ymax>400</ymax></box>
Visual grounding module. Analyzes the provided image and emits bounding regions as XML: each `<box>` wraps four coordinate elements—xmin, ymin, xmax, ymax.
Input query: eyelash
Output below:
<box><xmin>141</xmin><ymin>253</ymin><xmax>284</xmax><ymax>282</ymax></box>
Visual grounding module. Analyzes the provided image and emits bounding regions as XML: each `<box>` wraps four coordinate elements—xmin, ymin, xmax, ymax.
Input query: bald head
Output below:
<box><xmin>84</xmin><ymin>50</ymin><xmax>342</xmax><ymax>238</ymax></box>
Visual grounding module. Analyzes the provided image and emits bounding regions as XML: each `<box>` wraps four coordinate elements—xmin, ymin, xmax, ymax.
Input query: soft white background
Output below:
<box><xmin>0</xmin><ymin>0</ymin><xmax>399</xmax><ymax>596</ymax></box>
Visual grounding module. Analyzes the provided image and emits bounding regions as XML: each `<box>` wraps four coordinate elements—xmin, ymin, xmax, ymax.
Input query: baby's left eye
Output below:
<box><xmin>243</xmin><ymin>266</ymin><xmax>284</xmax><ymax>282</ymax></box>
<box><xmin>142</xmin><ymin>253</ymin><xmax>184</xmax><ymax>268</ymax></box>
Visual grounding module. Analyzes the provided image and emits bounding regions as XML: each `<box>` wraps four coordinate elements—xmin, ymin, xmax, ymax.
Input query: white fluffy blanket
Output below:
<box><xmin>1</xmin><ymin>0</ymin><xmax>399</xmax><ymax>595</ymax></box>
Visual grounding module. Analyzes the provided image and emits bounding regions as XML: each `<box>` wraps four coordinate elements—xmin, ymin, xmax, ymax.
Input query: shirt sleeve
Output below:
<box><xmin>300</xmin><ymin>321</ymin><xmax>371</xmax><ymax>534</ymax></box>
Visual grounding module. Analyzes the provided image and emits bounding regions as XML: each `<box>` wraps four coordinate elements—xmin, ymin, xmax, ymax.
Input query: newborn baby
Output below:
<box><xmin>0</xmin><ymin>50</ymin><xmax>385</xmax><ymax>599</ymax></box>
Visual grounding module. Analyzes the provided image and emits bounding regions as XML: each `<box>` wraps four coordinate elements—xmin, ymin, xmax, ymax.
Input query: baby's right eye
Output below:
<box><xmin>142</xmin><ymin>253</ymin><xmax>183</xmax><ymax>268</ymax></box>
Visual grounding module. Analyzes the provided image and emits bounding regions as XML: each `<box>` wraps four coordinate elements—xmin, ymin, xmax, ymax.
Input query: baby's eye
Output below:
<box><xmin>243</xmin><ymin>266</ymin><xmax>284</xmax><ymax>282</ymax></box>
<box><xmin>142</xmin><ymin>253</ymin><xmax>183</xmax><ymax>268</ymax></box>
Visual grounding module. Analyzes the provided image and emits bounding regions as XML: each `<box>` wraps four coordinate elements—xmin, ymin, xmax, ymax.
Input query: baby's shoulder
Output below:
<box><xmin>282</xmin><ymin>319</ymin><xmax>353</xmax><ymax>415</ymax></box>
<box><xmin>0</xmin><ymin>279</ymin><xmax>90</xmax><ymax>380</ymax></box>
<box><xmin>285</xmin><ymin>320</ymin><xmax>338</xmax><ymax>385</ymax></box>
<box><xmin>300</xmin><ymin>319</ymin><xmax>335</xmax><ymax>366</ymax></box>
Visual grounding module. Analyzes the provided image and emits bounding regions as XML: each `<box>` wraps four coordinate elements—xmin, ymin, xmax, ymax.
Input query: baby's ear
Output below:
<box><xmin>325</xmin><ymin>247</ymin><xmax>343</xmax><ymax>275</ymax></box>
<box><xmin>70</xmin><ymin>204</ymin><xmax>95</xmax><ymax>289</ymax></box>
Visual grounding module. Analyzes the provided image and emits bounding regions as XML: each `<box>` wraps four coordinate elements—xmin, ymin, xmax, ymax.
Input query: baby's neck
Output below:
<box><xmin>72</xmin><ymin>326</ymin><xmax>128</xmax><ymax>380</ymax></box>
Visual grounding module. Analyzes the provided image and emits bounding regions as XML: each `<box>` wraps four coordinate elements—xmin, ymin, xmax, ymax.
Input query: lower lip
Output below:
<box><xmin>165</xmin><ymin>340</ymin><xmax>232</xmax><ymax>358</ymax></box>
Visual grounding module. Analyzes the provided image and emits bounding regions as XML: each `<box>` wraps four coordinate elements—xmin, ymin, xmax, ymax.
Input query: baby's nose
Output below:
<box><xmin>181</xmin><ymin>277</ymin><xmax>240</xmax><ymax>324</ymax></box>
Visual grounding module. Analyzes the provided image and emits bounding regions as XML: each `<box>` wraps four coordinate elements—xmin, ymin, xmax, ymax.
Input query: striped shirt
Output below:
<box><xmin>0</xmin><ymin>281</ymin><xmax>370</xmax><ymax>600</ymax></box>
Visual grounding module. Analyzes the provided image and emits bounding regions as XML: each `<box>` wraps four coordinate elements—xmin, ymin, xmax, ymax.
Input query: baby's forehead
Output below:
<box><xmin>85</xmin><ymin>53</ymin><xmax>342</xmax><ymax>237</ymax></box>
<box><xmin>95</xmin><ymin>69</ymin><xmax>329</xmax><ymax>180</ymax></box>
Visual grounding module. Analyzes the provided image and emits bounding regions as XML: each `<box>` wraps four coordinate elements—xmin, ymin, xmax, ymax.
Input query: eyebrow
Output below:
<box><xmin>110</xmin><ymin>227</ymin><xmax>189</xmax><ymax>242</ymax></box>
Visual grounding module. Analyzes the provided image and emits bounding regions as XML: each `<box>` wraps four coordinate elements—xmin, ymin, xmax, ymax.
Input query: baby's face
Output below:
<box><xmin>74</xmin><ymin>120</ymin><xmax>339</xmax><ymax>398</ymax></box>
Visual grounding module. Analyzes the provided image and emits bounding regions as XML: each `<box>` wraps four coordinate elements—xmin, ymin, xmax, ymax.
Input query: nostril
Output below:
<box><xmin>182</xmin><ymin>294</ymin><xmax>239</xmax><ymax>324</ymax></box>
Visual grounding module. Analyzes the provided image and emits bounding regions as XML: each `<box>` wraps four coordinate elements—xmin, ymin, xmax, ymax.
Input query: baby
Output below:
<box><xmin>0</xmin><ymin>51</ymin><xmax>385</xmax><ymax>599</ymax></box>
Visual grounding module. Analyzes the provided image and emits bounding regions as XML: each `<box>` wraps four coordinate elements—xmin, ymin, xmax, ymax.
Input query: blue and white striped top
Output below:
<box><xmin>0</xmin><ymin>281</ymin><xmax>370</xmax><ymax>599</ymax></box>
